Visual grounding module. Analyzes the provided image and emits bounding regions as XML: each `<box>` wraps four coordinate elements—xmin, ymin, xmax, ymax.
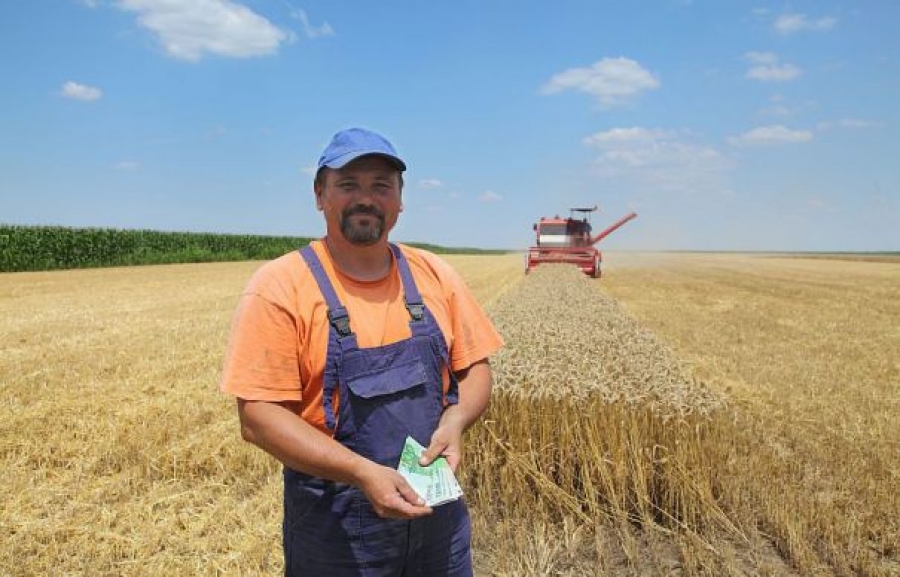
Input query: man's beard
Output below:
<box><xmin>340</xmin><ymin>204</ymin><xmax>386</xmax><ymax>246</ymax></box>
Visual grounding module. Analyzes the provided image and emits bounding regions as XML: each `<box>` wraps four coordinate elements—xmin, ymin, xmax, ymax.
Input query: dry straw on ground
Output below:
<box><xmin>0</xmin><ymin>254</ymin><xmax>524</xmax><ymax>576</ymax></box>
<box><xmin>601</xmin><ymin>252</ymin><xmax>900</xmax><ymax>576</ymax></box>
<box><xmin>2</xmin><ymin>251</ymin><xmax>898</xmax><ymax>575</ymax></box>
<box><xmin>465</xmin><ymin>265</ymin><xmax>765</xmax><ymax>575</ymax></box>
<box><xmin>487</xmin><ymin>265</ymin><xmax>722</xmax><ymax>413</ymax></box>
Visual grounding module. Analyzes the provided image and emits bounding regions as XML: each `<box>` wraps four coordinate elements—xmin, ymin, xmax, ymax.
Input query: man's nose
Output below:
<box><xmin>351</xmin><ymin>186</ymin><xmax>379</xmax><ymax>202</ymax></box>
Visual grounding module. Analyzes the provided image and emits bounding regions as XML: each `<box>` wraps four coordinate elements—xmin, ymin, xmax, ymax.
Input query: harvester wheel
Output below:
<box><xmin>592</xmin><ymin>256</ymin><xmax>602</xmax><ymax>278</ymax></box>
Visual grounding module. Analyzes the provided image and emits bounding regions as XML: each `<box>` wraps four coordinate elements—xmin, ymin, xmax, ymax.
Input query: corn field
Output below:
<box><xmin>0</xmin><ymin>225</ymin><xmax>316</xmax><ymax>271</ymax></box>
<box><xmin>0</xmin><ymin>226</ymin><xmax>503</xmax><ymax>272</ymax></box>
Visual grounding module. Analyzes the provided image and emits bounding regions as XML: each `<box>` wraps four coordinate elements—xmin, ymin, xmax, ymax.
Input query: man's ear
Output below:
<box><xmin>314</xmin><ymin>187</ymin><xmax>323</xmax><ymax>211</ymax></box>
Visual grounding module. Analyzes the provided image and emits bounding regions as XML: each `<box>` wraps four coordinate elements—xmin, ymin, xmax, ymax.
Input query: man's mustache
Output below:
<box><xmin>342</xmin><ymin>205</ymin><xmax>385</xmax><ymax>220</ymax></box>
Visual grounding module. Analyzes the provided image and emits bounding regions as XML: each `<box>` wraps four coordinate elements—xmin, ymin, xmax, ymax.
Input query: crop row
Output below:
<box><xmin>488</xmin><ymin>264</ymin><xmax>723</xmax><ymax>416</ymax></box>
<box><xmin>463</xmin><ymin>265</ymin><xmax>731</xmax><ymax>570</ymax></box>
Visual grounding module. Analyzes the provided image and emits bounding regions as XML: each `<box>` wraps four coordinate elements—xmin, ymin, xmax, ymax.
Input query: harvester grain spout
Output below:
<box><xmin>526</xmin><ymin>205</ymin><xmax>637</xmax><ymax>278</ymax></box>
<box><xmin>591</xmin><ymin>212</ymin><xmax>638</xmax><ymax>245</ymax></box>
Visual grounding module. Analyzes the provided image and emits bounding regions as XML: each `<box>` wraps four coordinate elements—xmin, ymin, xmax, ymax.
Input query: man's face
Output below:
<box><xmin>316</xmin><ymin>155</ymin><xmax>403</xmax><ymax>246</ymax></box>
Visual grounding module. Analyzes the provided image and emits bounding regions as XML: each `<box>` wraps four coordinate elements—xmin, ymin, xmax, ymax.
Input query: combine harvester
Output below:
<box><xmin>526</xmin><ymin>206</ymin><xmax>637</xmax><ymax>278</ymax></box>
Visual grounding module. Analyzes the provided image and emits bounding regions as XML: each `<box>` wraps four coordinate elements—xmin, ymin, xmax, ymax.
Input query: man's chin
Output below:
<box><xmin>341</xmin><ymin>227</ymin><xmax>384</xmax><ymax>246</ymax></box>
<box><xmin>347</xmin><ymin>237</ymin><xmax>381</xmax><ymax>247</ymax></box>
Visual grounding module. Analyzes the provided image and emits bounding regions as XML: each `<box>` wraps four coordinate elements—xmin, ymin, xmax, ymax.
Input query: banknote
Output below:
<box><xmin>396</xmin><ymin>436</ymin><xmax>463</xmax><ymax>507</ymax></box>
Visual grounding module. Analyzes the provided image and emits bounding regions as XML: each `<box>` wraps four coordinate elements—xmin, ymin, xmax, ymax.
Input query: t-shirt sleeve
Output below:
<box><xmin>440</xmin><ymin>261</ymin><xmax>505</xmax><ymax>372</ymax></box>
<box><xmin>219</xmin><ymin>290</ymin><xmax>303</xmax><ymax>402</ymax></box>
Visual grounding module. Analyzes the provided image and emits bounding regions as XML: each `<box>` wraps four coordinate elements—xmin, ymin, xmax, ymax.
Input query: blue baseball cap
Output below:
<box><xmin>317</xmin><ymin>127</ymin><xmax>406</xmax><ymax>172</ymax></box>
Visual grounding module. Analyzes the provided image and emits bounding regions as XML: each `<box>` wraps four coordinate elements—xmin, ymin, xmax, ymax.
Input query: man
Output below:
<box><xmin>220</xmin><ymin>127</ymin><xmax>503</xmax><ymax>576</ymax></box>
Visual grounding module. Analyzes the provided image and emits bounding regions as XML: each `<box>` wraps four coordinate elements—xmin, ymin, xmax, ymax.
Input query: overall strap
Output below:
<box><xmin>300</xmin><ymin>244</ymin><xmax>352</xmax><ymax>337</ymax></box>
<box><xmin>389</xmin><ymin>243</ymin><xmax>426</xmax><ymax>324</ymax></box>
<box><xmin>388</xmin><ymin>243</ymin><xmax>460</xmax><ymax>406</ymax></box>
<box><xmin>299</xmin><ymin>243</ymin><xmax>356</xmax><ymax>430</ymax></box>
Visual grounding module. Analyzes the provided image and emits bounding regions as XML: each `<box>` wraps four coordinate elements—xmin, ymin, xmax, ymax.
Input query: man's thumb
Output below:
<box><xmin>397</xmin><ymin>479</ymin><xmax>427</xmax><ymax>507</ymax></box>
<box><xmin>418</xmin><ymin>443</ymin><xmax>443</xmax><ymax>466</ymax></box>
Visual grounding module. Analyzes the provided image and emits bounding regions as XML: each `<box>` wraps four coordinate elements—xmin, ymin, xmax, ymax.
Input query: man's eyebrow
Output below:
<box><xmin>336</xmin><ymin>173</ymin><xmax>394</xmax><ymax>181</ymax></box>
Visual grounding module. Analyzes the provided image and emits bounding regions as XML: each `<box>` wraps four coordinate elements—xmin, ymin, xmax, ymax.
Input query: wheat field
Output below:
<box><xmin>2</xmin><ymin>251</ymin><xmax>898</xmax><ymax>575</ymax></box>
<box><xmin>600</xmin><ymin>252</ymin><xmax>900</xmax><ymax>576</ymax></box>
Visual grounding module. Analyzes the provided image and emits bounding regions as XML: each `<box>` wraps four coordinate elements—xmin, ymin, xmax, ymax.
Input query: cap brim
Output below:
<box><xmin>323</xmin><ymin>151</ymin><xmax>406</xmax><ymax>171</ymax></box>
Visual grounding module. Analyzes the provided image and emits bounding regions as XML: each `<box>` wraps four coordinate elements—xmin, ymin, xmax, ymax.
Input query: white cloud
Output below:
<box><xmin>205</xmin><ymin>125</ymin><xmax>227</xmax><ymax>140</ymax></box>
<box><xmin>478</xmin><ymin>190</ymin><xmax>503</xmax><ymax>203</ymax></box>
<box><xmin>745</xmin><ymin>51</ymin><xmax>779</xmax><ymax>65</ymax></box>
<box><xmin>418</xmin><ymin>179</ymin><xmax>443</xmax><ymax>190</ymax></box>
<box><xmin>747</xmin><ymin>63</ymin><xmax>801</xmax><ymax>81</ymax></box>
<box><xmin>61</xmin><ymin>81</ymin><xmax>102</xmax><ymax>101</ymax></box>
<box><xmin>300</xmin><ymin>164</ymin><xmax>317</xmax><ymax>176</ymax></box>
<box><xmin>81</xmin><ymin>0</ymin><xmax>100</xmax><ymax>8</ymax></box>
<box><xmin>117</xmin><ymin>0</ymin><xmax>289</xmax><ymax>61</ymax></box>
<box><xmin>807</xmin><ymin>197</ymin><xmax>836</xmax><ymax>213</ymax></box>
<box><xmin>290</xmin><ymin>7</ymin><xmax>334</xmax><ymax>38</ymax></box>
<box><xmin>115</xmin><ymin>160</ymin><xmax>140</xmax><ymax>170</ymax></box>
<box><xmin>837</xmin><ymin>118</ymin><xmax>877</xmax><ymax>128</ymax></box>
<box><xmin>774</xmin><ymin>13</ymin><xmax>837</xmax><ymax>35</ymax></box>
<box><xmin>541</xmin><ymin>57</ymin><xmax>659</xmax><ymax>107</ymax></box>
<box><xmin>817</xmin><ymin>118</ymin><xmax>879</xmax><ymax>131</ymax></box>
<box><xmin>744</xmin><ymin>52</ymin><xmax>801</xmax><ymax>82</ymax></box>
<box><xmin>583</xmin><ymin>127</ymin><xmax>734</xmax><ymax>195</ymax></box>
<box><xmin>758</xmin><ymin>95</ymin><xmax>817</xmax><ymax>118</ymax></box>
<box><xmin>760</xmin><ymin>104</ymin><xmax>793</xmax><ymax>117</ymax></box>
<box><xmin>729</xmin><ymin>125</ymin><xmax>813</xmax><ymax>145</ymax></box>
<box><xmin>583</xmin><ymin>127</ymin><xmax>669</xmax><ymax>145</ymax></box>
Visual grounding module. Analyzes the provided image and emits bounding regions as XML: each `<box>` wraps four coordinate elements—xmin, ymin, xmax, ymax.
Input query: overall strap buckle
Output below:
<box><xmin>405</xmin><ymin>299</ymin><xmax>425</xmax><ymax>322</ymax></box>
<box><xmin>327</xmin><ymin>308</ymin><xmax>352</xmax><ymax>337</ymax></box>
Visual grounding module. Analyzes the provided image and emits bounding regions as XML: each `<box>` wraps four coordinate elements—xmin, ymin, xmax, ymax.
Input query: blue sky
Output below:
<box><xmin>1</xmin><ymin>1</ymin><xmax>897</xmax><ymax>251</ymax></box>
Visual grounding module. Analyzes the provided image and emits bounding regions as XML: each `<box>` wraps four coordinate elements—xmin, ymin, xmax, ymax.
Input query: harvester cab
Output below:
<box><xmin>534</xmin><ymin>206</ymin><xmax>597</xmax><ymax>248</ymax></box>
<box><xmin>526</xmin><ymin>205</ymin><xmax>637</xmax><ymax>278</ymax></box>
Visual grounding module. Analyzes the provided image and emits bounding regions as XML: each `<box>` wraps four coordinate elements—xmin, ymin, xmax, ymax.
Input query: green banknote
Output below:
<box><xmin>396</xmin><ymin>436</ymin><xmax>463</xmax><ymax>507</ymax></box>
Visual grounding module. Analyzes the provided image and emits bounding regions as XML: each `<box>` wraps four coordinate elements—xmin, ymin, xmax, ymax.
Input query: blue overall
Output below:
<box><xmin>283</xmin><ymin>243</ymin><xmax>473</xmax><ymax>576</ymax></box>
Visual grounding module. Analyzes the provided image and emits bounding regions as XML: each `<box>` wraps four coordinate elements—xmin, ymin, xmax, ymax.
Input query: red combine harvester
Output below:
<box><xmin>526</xmin><ymin>206</ymin><xmax>637</xmax><ymax>278</ymax></box>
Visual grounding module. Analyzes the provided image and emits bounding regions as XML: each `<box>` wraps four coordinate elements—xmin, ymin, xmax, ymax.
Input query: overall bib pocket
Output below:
<box><xmin>342</xmin><ymin>358</ymin><xmax>443</xmax><ymax>463</ymax></box>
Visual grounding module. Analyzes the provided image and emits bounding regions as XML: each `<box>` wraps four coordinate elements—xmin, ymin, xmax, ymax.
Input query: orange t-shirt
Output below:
<box><xmin>219</xmin><ymin>240</ymin><xmax>504</xmax><ymax>434</ymax></box>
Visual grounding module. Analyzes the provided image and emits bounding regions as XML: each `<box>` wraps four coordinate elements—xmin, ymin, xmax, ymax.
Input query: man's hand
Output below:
<box><xmin>419</xmin><ymin>359</ymin><xmax>494</xmax><ymax>472</ymax></box>
<box><xmin>238</xmin><ymin>400</ymin><xmax>432</xmax><ymax>519</ymax></box>
<box><xmin>419</xmin><ymin>419</ymin><xmax>465</xmax><ymax>471</ymax></box>
<box><xmin>354</xmin><ymin>461</ymin><xmax>433</xmax><ymax>519</ymax></box>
